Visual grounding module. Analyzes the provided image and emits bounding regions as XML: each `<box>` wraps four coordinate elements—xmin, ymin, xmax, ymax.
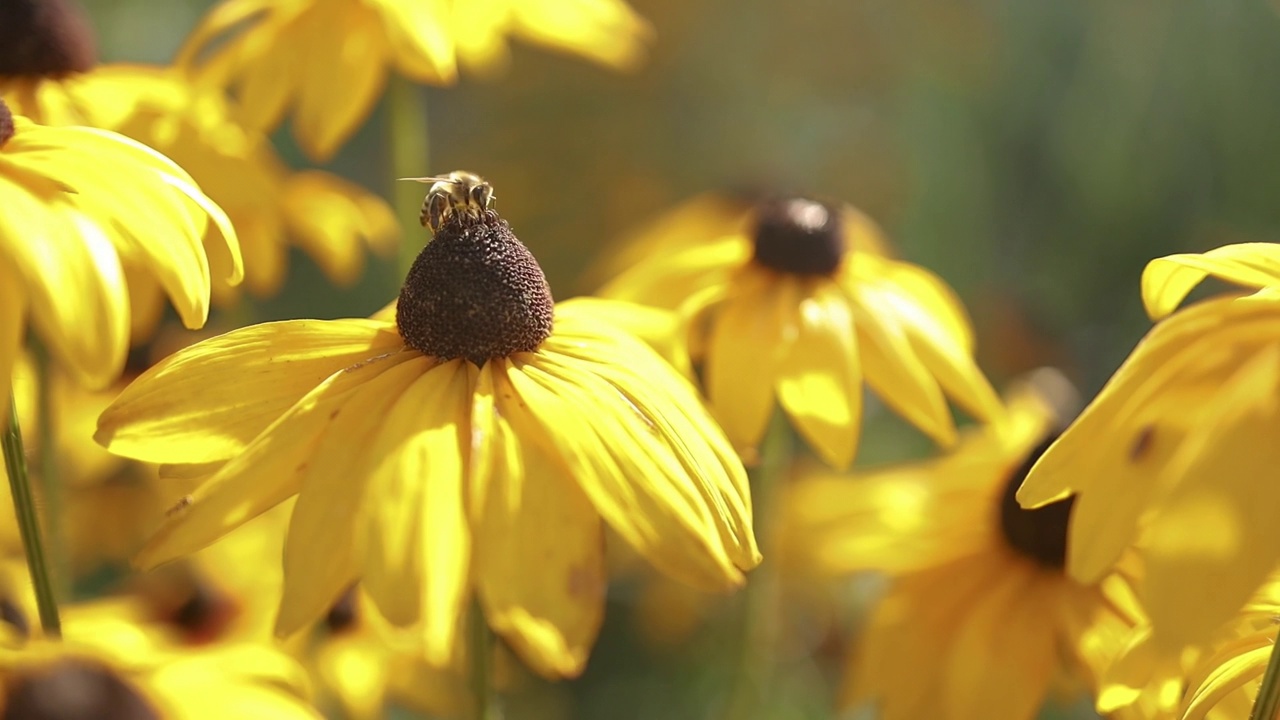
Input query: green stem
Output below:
<box><xmin>468</xmin><ymin>603</ymin><xmax>502</xmax><ymax>720</ymax></box>
<box><xmin>32</xmin><ymin>344</ymin><xmax>65</xmax><ymax>596</ymax></box>
<box><xmin>725</xmin><ymin>411</ymin><xmax>794</xmax><ymax>720</ymax></box>
<box><xmin>1249</xmin><ymin>629</ymin><xmax>1280</xmax><ymax>720</ymax></box>
<box><xmin>386</xmin><ymin>74</ymin><xmax>431</xmax><ymax>280</ymax></box>
<box><xmin>2</xmin><ymin>394</ymin><xmax>60</xmax><ymax>637</ymax></box>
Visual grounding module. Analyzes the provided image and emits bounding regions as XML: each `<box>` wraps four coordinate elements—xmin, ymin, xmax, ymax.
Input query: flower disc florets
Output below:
<box><xmin>998</xmin><ymin>434</ymin><xmax>1074</xmax><ymax>569</ymax></box>
<box><xmin>0</xmin><ymin>0</ymin><xmax>97</xmax><ymax>79</ymax></box>
<box><xmin>397</xmin><ymin>212</ymin><xmax>554</xmax><ymax>366</ymax></box>
<box><xmin>3</xmin><ymin>660</ymin><xmax>159</xmax><ymax>720</ymax></box>
<box><xmin>751</xmin><ymin>196</ymin><xmax>846</xmax><ymax>276</ymax></box>
<box><xmin>0</xmin><ymin>101</ymin><xmax>13</xmax><ymax>148</ymax></box>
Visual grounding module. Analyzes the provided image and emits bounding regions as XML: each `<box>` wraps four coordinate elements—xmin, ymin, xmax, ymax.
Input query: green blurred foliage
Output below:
<box><xmin>77</xmin><ymin>1</ymin><xmax>1280</xmax><ymax>718</ymax></box>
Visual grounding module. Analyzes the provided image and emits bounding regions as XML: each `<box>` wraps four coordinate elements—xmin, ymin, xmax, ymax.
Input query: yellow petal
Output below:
<box><xmin>0</xmin><ymin>260</ymin><xmax>25</xmax><ymax>424</ymax></box>
<box><xmin>940</xmin><ymin>574</ymin><xmax>1055</xmax><ymax>720</ymax></box>
<box><xmin>315</xmin><ymin>633</ymin><xmax>390</xmax><ymax>720</ymax></box>
<box><xmin>507</xmin><ymin>357</ymin><xmax>744</xmax><ymax>591</ymax></box>
<box><xmin>850</xmin><ymin>283</ymin><xmax>955</xmax><ymax>446</ymax></box>
<box><xmin>1143</xmin><ymin>242</ymin><xmax>1280</xmax><ymax>320</ymax></box>
<box><xmin>705</xmin><ymin>270</ymin><xmax>796</xmax><ymax>458</ymax></box>
<box><xmin>373</xmin><ymin>0</ymin><xmax>457</xmax><ymax>83</ymax></box>
<box><xmin>281</xmin><ymin>171</ymin><xmax>399</xmax><ymax>285</ymax></box>
<box><xmin>476</xmin><ymin>371</ymin><xmax>605</xmax><ymax>678</ymax></box>
<box><xmin>776</xmin><ymin>282</ymin><xmax>861</xmax><ymax>469</ymax></box>
<box><xmin>553</xmin><ymin>297</ymin><xmax>692</xmax><ymax>377</ymax></box>
<box><xmin>1181</xmin><ymin>641</ymin><xmax>1269</xmax><ymax>720</ymax></box>
<box><xmin>135</xmin><ymin>351</ymin><xmax>418</xmax><ymax>569</ymax></box>
<box><xmin>0</xmin><ymin>179</ymin><xmax>128</xmax><ymax>388</ymax></box>
<box><xmin>1145</xmin><ymin>345</ymin><xmax>1280</xmax><ymax>649</ymax></box>
<box><xmin>235</xmin><ymin>13</ymin><xmax>303</xmax><ymax>132</ymax></box>
<box><xmin>97</xmin><ymin>319</ymin><xmax>402</xmax><ymax>463</ymax></box>
<box><xmin>277</xmin><ymin>355</ymin><xmax>431</xmax><ymax>636</ymax></box>
<box><xmin>358</xmin><ymin>359</ymin><xmax>471</xmax><ymax>666</ymax></box>
<box><xmin>599</xmin><ymin>235</ymin><xmax>749</xmax><ymax>309</ymax></box>
<box><xmin>294</xmin><ymin>4</ymin><xmax>388</xmax><ymax>161</ymax></box>
<box><xmin>547</xmin><ymin>310</ymin><xmax>758</xmax><ymax>569</ymax></box>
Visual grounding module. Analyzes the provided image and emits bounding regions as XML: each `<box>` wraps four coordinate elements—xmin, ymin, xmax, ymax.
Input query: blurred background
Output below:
<box><xmin>78</xmin><ymin>1</ymin><xmax>1280</xmax><ymax>717</ymax></box>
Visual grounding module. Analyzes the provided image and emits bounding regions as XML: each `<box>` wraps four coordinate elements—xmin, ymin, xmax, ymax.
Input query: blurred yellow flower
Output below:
<box><xmin>600</xmin><ymin>194</ymin><xmax>1002</xmax><ymax>469</ymax></box>
<box><xmin>0</xmin><ymin>592</ymin><xmax>320</xmax><ymax>720</ymax></box>
<box><xmin>1019</xmin><ymin>243</ymin><xmax>1280</xmax><ymax>648</ymax></box>
<box><xmin>178</xmin><ymin>0</ymin><xmax>653</xmax><ymax>160</ymax></box>
<box><xmin>0</xmin><ymin>99</ymin><xmax>240</xmax><ymax>393</ymax></box>
<box><xmin>2</xmin><ymin>63</ymin><xmax>397</xmax><ymax>313</ymax></box>
<box><xmin>785</xmin><ymin>370</ymin><xmax>1143</xmax><ymax>720</ymax></box>
<box><xmin>97</xmin><ymin>210</ymin><xmax>758</xmax><ymax>678</ymax></box>
<box><xmin>1098</xmin><ymin>576</ymin><xmax>1280</xmax><ymax>720</ymax></box>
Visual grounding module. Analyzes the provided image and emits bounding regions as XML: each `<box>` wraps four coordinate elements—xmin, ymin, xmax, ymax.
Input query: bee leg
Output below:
<box><xmin>426</xmin><ymin>193</ymin><xmax>449</xmax><ymax>232</ymax></box>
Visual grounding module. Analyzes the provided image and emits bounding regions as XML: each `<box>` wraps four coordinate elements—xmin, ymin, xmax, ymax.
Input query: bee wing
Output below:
<box><xmin>397</xmin><ymin>176</ymin><xmax>455</xmax><ymax>183</ymax></box>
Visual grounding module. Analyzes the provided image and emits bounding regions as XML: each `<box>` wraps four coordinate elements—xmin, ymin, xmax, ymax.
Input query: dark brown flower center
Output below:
<box><xmin>0</xmin><ymin>598</ymin><xmax>30</xmax><ymax>638</ymax></box>
<box><xmin>997</xmin><ymin>434</ymin><xmax>1075</xmax><ymax>570</ymax></box>
<box><xmin>0</xmin><ymin>100</ymin><xmax>14</xmax><ymax>149</ymax></box>
<box><xmin>324</xmin><ymin>586</ymin><xmax>359</xmax><ymax>634</ymax></box>
<box><xmin>397</xmin><ymin>212</ymin><xmax>554</xmax><ymax>366</ymax></box>
<box><xmin>751</xmin><ymin>197</ymin><xmax>846</xmax><ymax>276</ymax></box>
<box><xmin>0</xmin><ymin>0</ymin><xmax>97</xmax><ymax>79</ymax></box>
<box><xmin>2</xmin><ymin>660</ymin><xmax>159</xmax><ymax>720</ymax></box>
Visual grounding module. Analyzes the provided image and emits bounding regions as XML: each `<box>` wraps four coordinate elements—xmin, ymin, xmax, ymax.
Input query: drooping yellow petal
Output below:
<box><xmin>371</xmin><ymin>0</ymin><xmax>457</xmax><ymax>83</ymax></box>
<box><xmin>97</xmin><ymin>319</ymin><xmax>401</xmax><ymax>463</ymax></box>
<box><xmin>940</xmin><ymin>575</ymin><xmax>1056</xmax><ymax>720</ymax></box>
<box><xmin>358</xmin><ymin>359</ymin><xmax>471</xmax><ymax>666</ymax></box>
<box><xmin>544</xmin><ymin>313</ymin><xmax>757</xmax><ymax>569</ymax></box>
<box><xmin>1180</xmin><ymin>641</ymin><xmax>1269</xmax><ymax>720</ymax></box>
<box><xmin>234</xmin><ymin>13</ymin><xmax>304</xmax><ymax>132</ymax></box>
<box><xmin>505</xmin><ymin>357</ymin><xmax>744</xmax><ymax>591</ymax></box>
<box><xmin>293</xmin><ymin>3</ymin><xmax>388</xmax><ymax>161</ymax></box>
<box><xmin>849</xmin><ymin>282</ymin><xmax>956</xmax><ymax>446</ymax></box>
<box><xmin>277</xmin><ymin>355</ymin><xmax>431</xmax><ymax>637</ymax></box>
<box><xmin>1144</xmin><ymin>345</ymin><xmax>1280</xmax><ymax>650</ymax></box>
<box><xmin>135</xmin><ymin>351</ymin><xmax>418</xmax><ymax>570</ymax></box>
<box><xmin>1142</xmin><ymin>242</ymin><xmax>1280</xmax><ymax>320</ymax></box>
<box><xmin>776</xmin><ymin>282</ymin><xmax>862</xmax><ymax>469</ymax></box>
<box><xmin>599</xmin><ymin>235</ymin><xmax>749</xmax><ymax>309</ymax></box>
<box><xmin>1017</xmin><ymin>295</ymin><xmax>1280</xmax><ymax>583</ymax></box>
<box><xmin>281</xmin><ymin>171</ymin><xmax>399</xmax><ymax>285</ymax></box>
<box><xmin>475</xmin><ymin>367</ymin><xmax>605</xmax><ymax>678</ymax></box>
<box><xmin>705</xmin><ymin>270</ymin><xmax>796</xmax><ymax>458</ymax></box>
<box><xmin>0</xmin><ymin>178</ymin><xmax>129</xmax><ymax>388</ymax></box>
<box><xmin>552</xmin><ymin>297</ymin><xmax>691</xmax><ymax>377</ymax></box>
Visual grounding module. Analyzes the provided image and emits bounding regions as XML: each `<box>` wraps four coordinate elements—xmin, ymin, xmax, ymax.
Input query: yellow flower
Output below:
<box><xmin>97</xmin><ymin>206</ymin><xmax>759</xmax><ymax>678</ymax></box>
<box><xmin>0</xmin><ymin>99</ymin><xmax>240</xmax><ymax>394</ymax></box>
<box><xmin>178</xmin><ymin>0</ymin><xmax>653</xmax><ymax>160</ymax></box>
<box><xmin>1018</xmin><ymin>243</ymin><xmax>1280</xmax><ymax>648</ymax></box>
<box><xmin>3</xmin><ymin>57</ymin><xmax>397</xmax><ymax>308</ymax></box>
<box><xmin>1098</xmin><ymin>576</ymin><xmax>1280</xmax><ymax>720</ymax></box>
<box><xmin>0</xmin><ymin>590</ymin><xmax>320</xmax><ymax>720</ymax></box>
<box><xmin>599</xmin><ymin>194</ymin><xmax>1002</xmax><ymax>469</ymax></box>
<box><xmin>785</xmin><ymin>370</ymin><xmax>1144</xmax><ymax>720</ymax></box>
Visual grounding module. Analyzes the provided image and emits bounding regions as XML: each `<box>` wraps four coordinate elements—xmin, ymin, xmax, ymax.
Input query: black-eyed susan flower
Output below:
<box><xmin>1018</xmin><ymin>243</ymin><xmax>1280</xmax><ymax>649</ymax></box>
<box><xmin>0</xmin><ymin>98</ymin><xmax>240</xmax><ymax>394</ymax></box>
<box><xmin>600</xmin><ymin>194</ymin><xmax>1002</xmax><ymax>469</ymax></box>
<box><xmin>0</xmin><ymin>594</ymin><xmax>322</xmax><ymax>720</ymax></box>
<box><xmin>0</xmin><ymin>3</ymin><xmax>397</xmax><ymax>310</ymax></box>
<box><xmin>177</xmin><ymin>0</ymin><xmax>653</xmax><ymax>160</ymax></box>
<box><xmin>784</xmin><ymin>369</ymin><xmax>1144</xmax><ymax>720</ymax></box>
<box><xmin>96</xmin><ymin>198</ymin><xmax>759</xmax><ymax>678</ymax></box>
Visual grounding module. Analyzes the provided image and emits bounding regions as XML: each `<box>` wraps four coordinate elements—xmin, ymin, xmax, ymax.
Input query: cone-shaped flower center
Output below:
<box><xmin>751</xmin><ymin>197</ymin><xmax>846</xmax><ymax>276</ymax></box>
<box><xmin>0</xmin><ymin>0</ymin><xmax>97</xmax><ymax>79</ymax></box>
<box><xmin>998</xmin><ymin>434</ymin><xmax>1074</xmax><ymax>570</ymax></box>
<box><xmin>0</xmin><ymin>100</ymin><xmax>14</xmax><ymax>148</ymax></box>
<box><xmin>3</xmin><ymin>660</ymin><xmax>160</xmax><ymax>720</ymax></box>
<box><xmin>397</xmin><ymin>212</ymin><xmax>554</xmax><ymax>365</ymax></box>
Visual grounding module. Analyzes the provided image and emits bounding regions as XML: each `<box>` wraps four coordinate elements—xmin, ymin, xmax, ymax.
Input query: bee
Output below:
<box><xmin>398</xmin><ymin>171</ymin><xmax>495</xmax><ymax>233</ymax></box>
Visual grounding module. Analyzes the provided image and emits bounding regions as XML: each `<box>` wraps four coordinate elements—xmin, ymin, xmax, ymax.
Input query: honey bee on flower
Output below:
<box><xmin>400</xmin><ymin>171</ymin><xmax>496</xmax><ymax>233</ymax></box>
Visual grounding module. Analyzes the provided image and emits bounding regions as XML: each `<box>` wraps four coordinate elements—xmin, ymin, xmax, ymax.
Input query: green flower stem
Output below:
<box><xmin>2</xmin><ymin>393</ymin><xmax>61</xmax><ymax>637</ymax></box>
<box><xmin>387</xmin><ymin>74</ymin><xmax>431</xmax><ymax>280</ymax></box>
<box><xmin>469</xmin><ymin>603</ymin><xmax>502</xmax><ymax>720</ymax></box>
<box><xmin>1249</xmin><ymin>629</ymin><xmax>1280</xmax><ymax>720</ymax></box>
<box><xmin>32</xmin><ymin>343</ymin><xmax>66</xmax><ymax>595</ymax></box>
<box><xmin>725</xmin><ymin>411</ymin><xmax>794</xmax><ymax>720</ymax></box>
